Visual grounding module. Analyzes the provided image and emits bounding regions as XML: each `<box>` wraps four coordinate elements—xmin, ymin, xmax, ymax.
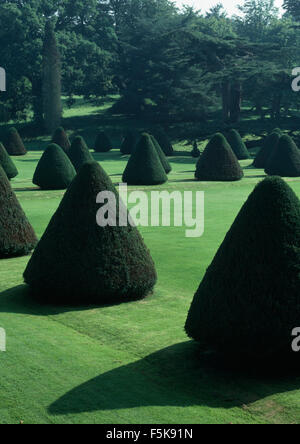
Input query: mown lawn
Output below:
<box><xmin>0</xmin><ymin>103</ymin><xmax>300</xmax><ymax>424</ymax></box>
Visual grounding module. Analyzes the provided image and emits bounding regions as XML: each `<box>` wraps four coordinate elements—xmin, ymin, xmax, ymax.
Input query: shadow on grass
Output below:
<box><xmin>0</xmin><ymin>285</ymin><xmax>140</xmax><ymax>316</ymax></box>
<box><xmin>48</xmin><ymin>341</ymin><xmax>300</xmax><ymax>414</ymax></box>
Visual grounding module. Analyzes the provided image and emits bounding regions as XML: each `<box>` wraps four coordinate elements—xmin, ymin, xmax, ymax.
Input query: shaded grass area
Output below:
<box><xmin>0</xmin><ymin>103</ymin><xmax>300</xmax><ymax>424</ymax></box>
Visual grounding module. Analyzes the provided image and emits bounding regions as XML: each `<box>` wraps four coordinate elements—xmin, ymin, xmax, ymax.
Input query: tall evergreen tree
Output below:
<box><xmin>42</xmin><ymin>20</ymin><xmax>62</xmax><ymax>134</ymax></box>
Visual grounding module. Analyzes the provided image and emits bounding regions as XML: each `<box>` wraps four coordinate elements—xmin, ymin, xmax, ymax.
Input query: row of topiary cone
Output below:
<box><xmin>253</xmin><ymin>128</ymin><xmax>300</xmax><ymax>177</ymax></box>
<box><xmin>53</xmin><ymin>126</ymin><xmax>174</xmax><ymax>156</ymax></box>
<box><xmin>33</xmin><ymin>131</ymin><xmax>172</xmax><ymax>190</ymax></box>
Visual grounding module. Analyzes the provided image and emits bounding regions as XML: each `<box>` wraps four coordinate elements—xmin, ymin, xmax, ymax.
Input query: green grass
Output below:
<box><xmin>0</xmin><ymin>103</ymin><xmax>300</xmax><ymax>424</ymax></box>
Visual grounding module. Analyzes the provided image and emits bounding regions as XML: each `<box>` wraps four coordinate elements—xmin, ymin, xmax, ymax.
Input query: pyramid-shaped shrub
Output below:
<box><xmin>0</xmin><ymin>165</ymin><xmax>37</xmax><ymax>258</ymax></box>
<box><xmin>120</xmin><ymin>131</ymin><xmax>136</xmax><ymax>155</ymax></box>
<box><xmin>52</xmin><ymin>127</ymin><xmax>70</xmax><ymax>153</ymax></box>
<box><xmin>94</xmin><ymin>131</ymin><xmax>112</xmax><ymax>153</ymax></box>
<box><xmin>68</xmin><ymin>136</ymin><xmax>94</xmax><ymax>172</ymax></box>
<box><xmin>265</xmin><ymin>135</ymin><xmax>300</xmax><ymax>177</ymax></box>
<box><xmin>185</xmin><ymin>176</ymin><xmax>300</xmax><ymax>364</ymax></box>
<box><xmin>0</xmin><ymin>142</ymin><xmax>18</xmax><ymax>180</ymax></box>
<box><xmin>253</xmin><ymin>131</ymin><xmax>281</xmax><ymax>169</ymax></box>
<box><xmin>226</xmin><ymin>129</ymin><xmax>250</xmax><ymax>160</ymax></box>
<box><xmin>191</xmin><ymin>142</ymin><xmax>200</xmax><ymax>158</ymax></box>
<box><xmin>5</xmin><ymin>127</ymin><xmax>27</xmax><ymax>156</ymax></box>
<box><xmin>150</xmin><ymin>127</ymin><xmax>174</xmax><ymax>156</ymax></box>
<box><xmin>33</xmin><ymin>144</ymin><xmax>76</xmax><ymax>190</ymax></box>
<box><xmin>195</xmin><ymin>133</ymin><xmax>244</xmax><ymax>181</ymax></box>
<box><xmin>123</xmin><ymin>133</ymin><xmax>168</xmax><ymax>185</ymax></box>
<box><xmin>150</xmin><ymin>135</ymin><xmax>172</xmax><ymax>174</ymax></box>
<box><xmin>24</xmin><ymin>162</ymin><xmax>157</xmax><ymax>304</ymax></box>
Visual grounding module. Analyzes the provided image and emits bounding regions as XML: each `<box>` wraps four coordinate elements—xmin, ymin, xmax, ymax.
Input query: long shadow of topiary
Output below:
<box><xmin>0</xmin><ymin>285</ymin><xmax>145</xmax><ymax>316</ymax></box>
<box><xmin>48</xmin><ymin>341</ymin><xmax>300</xmax><ymax>415</ymax></box>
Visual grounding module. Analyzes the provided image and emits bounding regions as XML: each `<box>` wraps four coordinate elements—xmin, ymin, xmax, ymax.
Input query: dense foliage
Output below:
<box><xmin>0</xmin><ymin>165</ymin><xmax>37</xmax><ymax>258</ymax></box>
<box><xmin>265</xmin><ymin>134</ymin><xmax>300</xmax><ymax>177</ymax></box>
<box><xmin>0</xmin><ymin>143</ymin><xmax>18</xmax><ymax>180</ymax></box>
<box><xmin>253</xmin><ymin>130</ymin><xmax>282</xmax><ymax>168</ymax></box>
<box><xmin>226</xmin><ymin>129</ymin><xmax>250</xmax><ymax>160</ymax></box>
<box><xmin>24</xmin><ymin>161</ymin><xmax>157</xmax><ymax>304</ymax></box>
<box><xmin>94</xmin><ymin>131</ymin><xmax>112</xmax><ymax>153</ymax></box>
<box><xmin>52</xmin><ymin>127</ymin><xmax>70</xmax><ymax>153</ymax></box>
<box><xmin>33</xmin><ymin>143</ymin><xmax>76</xmax><ymax>190</ymax></box>
<box><xmin>123</xmin><ymin>133</ymin><xmax>168</xmax><ymax>185</ymax></box>
<box><xmin>4</xmin><ymin>128</ymin><xmax>27</xmax><ymax>156</ymax></box>
<box><xmin>195</xmin><ymin>133</ymin><xmax>244</xmax><ymax>181</ymax></box>
<box><xmin>68</xmin><ymin>136</ymin><xmax>94</xmax><ymax>171</ymax></box>
<box><xmin>185</xmin><ymin>176</ymin><xmax>300</xmax><ymax>366</ymax></box>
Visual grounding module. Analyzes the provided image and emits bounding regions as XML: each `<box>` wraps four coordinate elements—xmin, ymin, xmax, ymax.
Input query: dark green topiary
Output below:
<box><xmin>191</xmin><ymin>141</ymin><xmax>200</xmax><ymax>158</ymax></box>
<box><xmin>226</xmin><ymin>129</ymin><xmax>250</xmax><ymax>160</ymax></box>
<box><xmin>253</xmin><ymin>131</ymin><xmax>281</xmax><ymax>168</ymax></box>
<box><xmin>68</xmin><ymin>136</ymin><xmax>94</xmax><ymax>171</ymax></box>
<box><xmin>120</xmin><ymin>131</ymin><xmax>136</xmax><ymax>155</ymax></box>
<box><xmin>94</xmin><ymin>131</ymin><xmax>112</xmax><ymax>153</ymax></box>
<box><xmin>0</xmin><ymin>165</ymin><xmax>37</xmax><ymax>258</ymax></box>
<box><xmin>185</xmin><ymin>176</ymin><xmax>300</xmax><ymax>365</ymax></box>
<box><xmin>5</xmin><ymin>127</ymin><xmax>27</xmax><ymax>156</ymax></box>
<box><xmin>195</xmin><ymin>133</ymin><xmax>244</xmax><ymax>181</ymax></box>
<box><xmin>150</xmin><ymin>135</ymin><xmax>172</xmax><ymax>174</ymax></box>
<box><xmin>265</xmin><ymin>135</ymin><xmax>300</xmax><ymax>177</ymax></box>
<box><xmin>33</xmin><ymin>144</ymin><xmax>76</xmax><ymax>190</ymax></box>
<box><xmin>123</xmin><ymin>133</ymin><xmax>168</xmax><ymax>185</ymax></box>
<box><xmin>52</xmin><ymin>127</ymin><xmax>70</xmax><ymax>153</ymax></box>
<box><xmin>150</xmin><ymin>127</ymin><xmax>174</xmax><ymax>156</ymax></box>
<box><xmin>24</xmin><ymin>161</ymin><xmax>157</xmax><ymax>305</ymax></box>
<box><xmin>0</xmin><ymin>142</ymin><xmax>18</xmax><ymax>180</ymax></box>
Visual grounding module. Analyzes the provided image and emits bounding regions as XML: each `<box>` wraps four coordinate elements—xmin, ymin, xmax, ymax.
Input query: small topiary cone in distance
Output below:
<box><xmin>68</xmin><ymin>136</ymin><xmax>94</xmax><ymax>172</ymax></box>
<box><xmin>191</xmin><ymin>141</ymin><xmax>200</xmax><ymax>158</ymax></box>
<box><xmin>94</xmin><ymin>131</ymin><xmax>112</xmax><ymax>153</ymax></box>
<box><xmin>52</xmin><ymin>127</ymin><xmax>71</xmax><ymax>153</ymax></box>
<box><xmin>150</xmin><ymin>127</ymin><xmax>174</xmax><ymax>156</ymax></box>
<box><xmin>253</xmin><ymin>131</ymin><xmax>281</xmax><ymax>169</ymax></box>
<box><xmin>24</xmin><ymin>161</ymin><xmax>157</xmax><ymax>305</ymax></box>
<box><xmin>226</xmin><ymin>129</ymin><xmax>250</xmax><ymax>160</ymax></box>
<box><xmin>195</xmin><ymin>133</ymin><xmax>243</xmax><ymax>181</ymax></box>
<box><xmin>123</xmin><ymin>133</ymin><xmax>168</xmax><ymax>185</ymax></box>
<box><xmin>0</xmin><ymin>165</ymin><xmax>37</xmax><ymax>258</ymax></box>
<box><xmin>265</xmin><ymin>135</ymin><xmax>300</xmax><ymax>177</ymax></box>
<box><xmin>150</xmin><ymin>135</ymin><xmax>172</xmax><ymax>174</ymax></box>
<box><xmin>5</xmin><ymin>127</ymin><xmax>27</xmax><ymax>156</ymax></box>
<box><xmin>185</xmin><ymin>176</ymin><xmax>300</xmax><ymax>366</ymax></box>
<box><xmin>0</xmin><ymin>142</ymin><xmax>18</xmax><ymax>180</ymax></box>
<box><xmin>33</xmin><ymin>144</ymin><xmax>76</xmax><ymax>190</ymax></box>
<box><xmin>120</xmin><ymin>131</ymin><xmax>136</xmax><ymax>155</ymax></box>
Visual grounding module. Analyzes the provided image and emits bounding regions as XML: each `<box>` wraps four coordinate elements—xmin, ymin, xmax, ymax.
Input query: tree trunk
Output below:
<box><xmin>222</xmin><ymin>81</ymin><xmax>230</xmax><ymax>123</ymax></box>
<box><xmin>230</xmin><ymin>81</ymin><xmax>242</xmax><ymax>123</ymax></box>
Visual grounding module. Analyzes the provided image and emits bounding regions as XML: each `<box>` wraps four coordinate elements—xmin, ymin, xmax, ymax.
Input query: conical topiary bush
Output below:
<box><xmin>185</xmin><ymin>176</ymin><xmax>300</xmax><ymax>365</ymax></box>
<box><xmin>52</xmin><ymin>127</ymin><xmax>70</xmax><ymax>153</ymax></box>
<box><xmin>94</xmin><ymin>131</ymin><xmax>112</xmax><ymax>153</ymax></box>
<box><xmin>226</xmin><ymin>129</ymin><xmax>250</xmax><ymax>160</ymax></box>
<box><xmin>191</xmin><ymin>141</ymin><xmax>200</xmax><ymax>158</ymax></box>
<box><xmin>120</xmin><ymin>131</ymin><xmax>136</xmax><ymax>155</ymax></box>
<box><xmin>68</xmin><ymin>136</ymin><xmax>94</xmax><ymax>172</ymax></box>
<box><xmin>122</xmin><ymin>133</ymin><xmax>168</xmax><ymax>185</ymax></box>
<box><xmin>265</xmin><ymin>135</ymin><xmax>300</xmax><ymax>177</ymax></box>
<box><xmin>0</xmin><ymin>142</ymin><xmax>18</xmax><ymax>180</ymax></box>
<box><xmin>253</xmin><ymin>131</ymin><xmax>281</xmax><ymax>169</ymax></box>
<box><xmin>150</xmin><ymin>135</ymin><xmax>172</xmax><ymax>174</ymax></box>
<box><xmin>150</xmin><ymin>127</ymin><xmax>174</xmax><ymax>156</ymax></box>
<box><xmin>5</xmin><ymin>127</ymin><xmax>27</xmax><ymax>156</ymax></box>
<box><xmin>0</xmin><ymin>165</ymin><xmax>37</xmax><ymax>258</ymax></box>
<box><xmin>33</xmin><ymin>144</ymin><xmax>76</xmax><ymax>190</ymax></box>
<box><xmin>24</xmin><ymin>161</ymin><xmax>157</xmax><ymax>304</ymax></box>
<box><xmin>195</xmin><ymin>133</ymin><xmax>244</xmax><ymax>181</ymax></box>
